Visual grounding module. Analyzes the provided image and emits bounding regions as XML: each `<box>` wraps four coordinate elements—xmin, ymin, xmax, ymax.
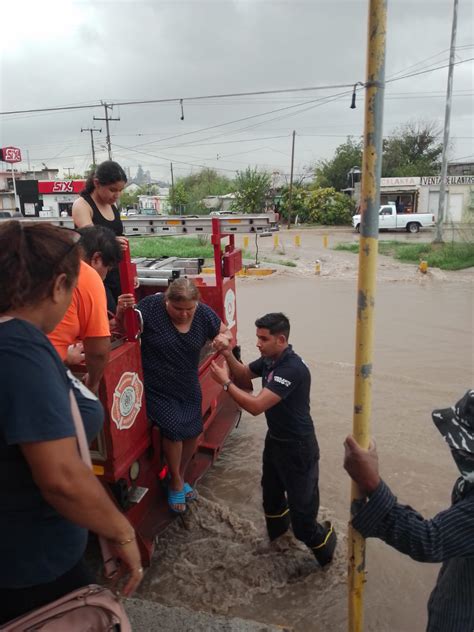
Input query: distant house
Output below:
<box><xmin>138</xmin><ymin>189</ymin><xmax>171</xmax><ymax>215</ymax></box>
<box><xmin>124</xmin><ymin>183</ymin><xmax>140</xmax><ymax>194</ymax></box>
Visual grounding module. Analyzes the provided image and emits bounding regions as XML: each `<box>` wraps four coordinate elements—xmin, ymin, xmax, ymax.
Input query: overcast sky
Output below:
<box><xmin>0</xmin><ymin>0</ymin><xmax>472</xmax><ymax>183</ymax></box>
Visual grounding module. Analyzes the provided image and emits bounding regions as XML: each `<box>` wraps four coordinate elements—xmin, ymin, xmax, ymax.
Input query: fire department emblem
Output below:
<box><xmin>224</xmin><ymin>288</ymin><xmax>236</xmax><ymax>329</ymax></box>
<box><xmin>111</xmin><ymin>372</ymin><xmax>144</xmax><ymax>430</ymax></box>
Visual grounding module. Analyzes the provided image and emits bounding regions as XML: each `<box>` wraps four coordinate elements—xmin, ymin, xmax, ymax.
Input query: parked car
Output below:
<box><xmin>352</xmin><ymin>204</ymin><xmax>435</xmax><ymax>233</ymax></box>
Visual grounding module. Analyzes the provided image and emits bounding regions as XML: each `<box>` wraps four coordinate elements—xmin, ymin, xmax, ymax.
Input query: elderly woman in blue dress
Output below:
<box><xmin>137</xmin><ymin>278</ymin><xmax>231</xmax><ymax>513</ymax></box>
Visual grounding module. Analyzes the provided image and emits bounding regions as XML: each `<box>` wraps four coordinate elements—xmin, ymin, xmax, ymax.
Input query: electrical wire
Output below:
<box><xmin>1</xmin><ymin>56</ymin><xmax>472</xmax><ymax>117</ymax></box>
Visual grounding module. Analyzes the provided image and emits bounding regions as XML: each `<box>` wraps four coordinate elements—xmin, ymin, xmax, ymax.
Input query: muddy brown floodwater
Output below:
<box><xmin>137</xmin><ymin>232</ymin><xmax>473</xmax><ymax>632</ymax></box>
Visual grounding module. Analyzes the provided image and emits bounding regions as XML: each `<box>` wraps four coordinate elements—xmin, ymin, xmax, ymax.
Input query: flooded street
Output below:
<box><xmin>137</xmin><ymin>235</ymin><xmax>473</xmax><ymax>632</ymax></box>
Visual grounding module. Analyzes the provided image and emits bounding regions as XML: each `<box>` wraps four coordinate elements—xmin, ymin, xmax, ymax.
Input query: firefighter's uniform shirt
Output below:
<box><xmin>249</xmin><ymin>345</ymin><xmax>315</xmax><ymax>439</ymax></box>
<box><xmin>48</xmin><ymin>260</ymin><xmax>111</xmax><ymax>360</ymax></box>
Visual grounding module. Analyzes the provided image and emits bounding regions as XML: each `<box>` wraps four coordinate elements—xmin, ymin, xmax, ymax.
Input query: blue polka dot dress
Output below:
<box><xmin>138</xmin><ymin>293</ymin><xmax>221</xmax><ymax>441</ymax></box>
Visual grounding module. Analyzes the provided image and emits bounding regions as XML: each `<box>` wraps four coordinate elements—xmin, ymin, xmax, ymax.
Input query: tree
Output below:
<box><xmin>169</xmin><ymin>169</ymin><xmax>234</xmax><ymax>213</ymax></box>
<box><xmin>119</xmin><ymin>188</ymin><xmax>139</xmax><ymax>209</ymax></box>
<box><xmin>231</xmin><ymin>167</ymin><xmax>271</xmax><ymax>214</ymax></box>
<box><xmin>382</xmin><ymin>120</ymin><xmax>442</xmax><ymax>177</ymax></box>
<box><xmin>182</xmin><ymin>169</ymin><xmax>234</xmax><ymax>212</ymax></box>
<box><xmin>62</xmin><ymin>171</ymin><xmax>84</xmax><ymax>180</ymax></box>
<box><xmin>168</xmin><ymin>181</ymin><xmax>189</xmax><ymax>214</ymax></box>
<box><xmin>279</xmin><ymin>184</ymin><xmax>310</xmax><ymax>223</ymax></box>
<box><xmin>313</xmin><ymin>137</ymin><xmax>363</xmax><ymax>191</ymax></box>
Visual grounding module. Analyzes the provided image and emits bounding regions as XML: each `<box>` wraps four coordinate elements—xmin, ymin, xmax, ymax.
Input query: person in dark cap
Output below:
<box><xmin>344</xmin><ymin>390</ymin><xmax>474</xmax><ymax>632</ymax></box>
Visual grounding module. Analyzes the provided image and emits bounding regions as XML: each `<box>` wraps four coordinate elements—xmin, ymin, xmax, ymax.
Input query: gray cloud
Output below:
<box><xmin>1</xmin><ymin>0</ymin><xmax>472</xmax><ymax>180</ymax></box>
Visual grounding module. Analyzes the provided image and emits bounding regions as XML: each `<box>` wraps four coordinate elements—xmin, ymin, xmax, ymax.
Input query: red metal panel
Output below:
<box><xmin>93</xmin><ymin>342</ymin><xmax>150</xmax><ymax>482</ymax></box>
<box><xmin>222</xmin><ymin>249</ymin><xmax>243</xmax><ymax>277</ymax></box>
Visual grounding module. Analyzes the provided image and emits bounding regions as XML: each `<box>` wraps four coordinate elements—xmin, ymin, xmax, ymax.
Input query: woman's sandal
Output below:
<box><xmin>168</xmin><ymin>487</ymin><xmax>186</xmax><ymax>514</ymax></box>
<box><xmin>183</xmin><ymin>482</ymin><xmax>198</xmax><ymax>502</ymax></box>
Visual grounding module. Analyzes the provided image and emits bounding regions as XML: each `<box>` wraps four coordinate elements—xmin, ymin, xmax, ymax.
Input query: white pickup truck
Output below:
<box><xmin>352</xmin><ymin>204</ymin><xmax>435</xmax><ymax>234</ymax></box>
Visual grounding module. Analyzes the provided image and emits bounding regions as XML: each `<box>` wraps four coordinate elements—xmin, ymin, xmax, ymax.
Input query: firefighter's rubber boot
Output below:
<box><xmin>311</xmin><ymin>521</ymin><xmax>337</xmax><ymax>567</ymax></box>
<box><xmin>265</xmin><ymin>507</ymin><xmax>291</xmax><ymax>542</ymax></box>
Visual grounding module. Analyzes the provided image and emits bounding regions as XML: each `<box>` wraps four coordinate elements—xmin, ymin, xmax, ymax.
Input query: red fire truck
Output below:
<box><xmin>75</xmin><ymin>214</ymin><xmax>278</xmax><ymax>566</ymax></box>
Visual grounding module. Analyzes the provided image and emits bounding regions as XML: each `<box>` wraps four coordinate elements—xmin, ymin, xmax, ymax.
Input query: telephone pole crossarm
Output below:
<box><xmin>93</xmin><ymin>102</ymin><xmax>120</xmax><ymax>160</ymax></box>
<box><xmin>81</xmin><ymin>127</ymin><xmax>102</xmax><ymax>168</ymax></box>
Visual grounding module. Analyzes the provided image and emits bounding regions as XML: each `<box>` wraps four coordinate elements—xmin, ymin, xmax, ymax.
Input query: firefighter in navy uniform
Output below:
<box><xmin>210</xmin><ymin>312</ymin><xmax>336</xmax><ymax>566</ymax></box>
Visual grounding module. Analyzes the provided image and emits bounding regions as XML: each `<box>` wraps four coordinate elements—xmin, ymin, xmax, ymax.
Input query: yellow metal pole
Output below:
<box><xmin>348</xmin><ymin>2</ymin><xmax>387</xmax><ymax>632</ymax></box>
<box><xmin>243</xmin><ymin>236</ymin><xmax>249</xmax><ymax>249</ymax></box>
<box><xmin>294</xmin><ymin>234</ymin><xmax>301</xmax><ymax>247</ymax></box>
<box><xmin>323</xmin><ymin>234</ymin><xmax>328</xmax><ymax>248</ymax></box>
<box><xmin>273</xmin><ymin>234</ymin><xmax>279</xmax><ymax>248</ymax></box>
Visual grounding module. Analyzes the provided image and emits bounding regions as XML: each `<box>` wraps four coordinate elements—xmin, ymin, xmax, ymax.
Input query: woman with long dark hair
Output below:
<box><xmin>72</xmin><ymin>161</ymin><xmax>128</xmax><ymax>309</ymax></box>
<box><xmin>0</xmin><ymin>221</ymin><xmax>142</xmax><ymax>625</ymax></box>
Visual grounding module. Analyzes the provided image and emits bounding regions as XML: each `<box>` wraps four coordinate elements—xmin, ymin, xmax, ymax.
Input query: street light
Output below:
<box><xmin>348</xmin><ymin>166</ymin><xmax>362</xmax><ymax>191</ymax></box>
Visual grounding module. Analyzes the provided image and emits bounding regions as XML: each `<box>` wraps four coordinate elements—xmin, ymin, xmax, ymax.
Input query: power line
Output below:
<box><xmin>1</xmin><ymin>56</ymin><xmax>472</xmax><ymax>118</ymax></box>
<box><xmin>0</xmin><ymin>82</ymin><xmax>356</xmax><ymax>116</ymax></box>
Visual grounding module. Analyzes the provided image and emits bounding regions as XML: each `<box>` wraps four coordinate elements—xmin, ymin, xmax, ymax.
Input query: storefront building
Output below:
<box><xmin>356</xmin><ymin>175</ymin><xmax>474</xmax><ymax>223</ymax></box>
<box><xmin>16</xmin><ymin>179</ymin><xmax>86</xmax><ymax>217</ymax></box>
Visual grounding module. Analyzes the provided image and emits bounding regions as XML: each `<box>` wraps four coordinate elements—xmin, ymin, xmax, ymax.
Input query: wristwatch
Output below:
<box><xmin>223</xmin><ymin>380</ymin><xmax>232</xmax><ymax>391</ymax></box>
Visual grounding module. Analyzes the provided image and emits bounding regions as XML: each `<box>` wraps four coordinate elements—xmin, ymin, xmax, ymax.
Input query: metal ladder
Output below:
<box><xmin>10</xmin><ymin>213</ymin><xmax>279</xmax><ymax>235</ymax></box>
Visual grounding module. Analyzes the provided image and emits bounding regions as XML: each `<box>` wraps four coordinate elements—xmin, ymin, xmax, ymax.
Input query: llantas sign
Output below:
<box><xmin>0</xmin><ymin>147</ymin><xmax>22</xmax><ymax>163</ymax></box>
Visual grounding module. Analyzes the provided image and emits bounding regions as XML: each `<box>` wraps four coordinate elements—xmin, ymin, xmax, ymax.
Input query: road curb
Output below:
<box><xmin>201</xmin><ymin>267</ymin><xmax>275</xmax><ymax>276</ymax></box>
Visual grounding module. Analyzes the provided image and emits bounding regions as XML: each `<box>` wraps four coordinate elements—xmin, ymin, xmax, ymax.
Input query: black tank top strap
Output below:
<box><xmin>81</xmin><ymin>192</ymin><xmax>124</xmax><ymax>236</ymax></box>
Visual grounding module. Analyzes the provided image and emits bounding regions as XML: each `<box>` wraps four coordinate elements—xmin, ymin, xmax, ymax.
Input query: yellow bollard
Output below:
<box><xmin>314</xmin><ymin>260</ymin><xmax>321</xmax><ymax>275</ymax></box>
<box><xmin>419</xmin><ymin>260</ymin><xmax>428</xmax><ymax>274</ymax></box>
<box><xmin>243</xmin><ymin>236</ymin><xmax>249</xmax><ymax>249</ymax></box>
<box><xmin>323</xmin><ymin>234</ymin><xmax>328</xmax><ymax>248</ymax></box>
<box><xmin>294</xmin><ymin>234</ymin><xmax>301</xmax><ymax>247</ymax></box>
<box><xmin>273</xmin><ymin>234</ymin><xmax>279</xmax><ymax>248</ymax></box>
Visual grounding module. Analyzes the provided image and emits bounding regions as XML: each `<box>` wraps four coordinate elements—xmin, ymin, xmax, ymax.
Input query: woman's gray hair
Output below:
<box><xmin>165</xmin><ymin>277</ymin><xmax>200</xmax><ymax>302</ymax></box>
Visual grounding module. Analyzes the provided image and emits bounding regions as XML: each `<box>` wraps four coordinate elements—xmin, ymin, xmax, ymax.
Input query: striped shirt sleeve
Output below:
<box><xmin>351</xmin><ymin>480</ymin><xmax>474</xmax><ymax>563</ymax></box>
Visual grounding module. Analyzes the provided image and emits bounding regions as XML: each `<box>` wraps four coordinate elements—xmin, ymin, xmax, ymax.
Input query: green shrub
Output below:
<box><xmin>305</xmin><ymin>187</ymin><xmax>354</xmax><ymax>225</ymax></box>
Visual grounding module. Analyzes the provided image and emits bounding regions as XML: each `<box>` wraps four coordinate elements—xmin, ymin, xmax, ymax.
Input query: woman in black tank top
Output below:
<box><xmin>72</xmin><ymin>161</ymin><xmax>127</xmax><ymax>310</ymax></box>
<box><xmin>81</xmin><ymin>191</ymin><xmax>124</xmax><ymax>237</ymax></box>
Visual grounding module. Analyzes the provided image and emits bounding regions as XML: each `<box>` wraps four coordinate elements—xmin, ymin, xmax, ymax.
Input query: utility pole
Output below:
<box><xmin>64</xmin><ymin>167</ymin><xmax>74</xmax><ymax>178</ymax></box>
<box><xmin>170</xmin><ymin>162</ymin><xmax>175</xmax><ymax>214</ymax></box>
<box><xmin>93</xmin><ymin>102</ymin><xmax>119</xmax><ymax>160</ymax></box>
<box><xmin>287</xmin><ymin>130</ymin><xmax>296</xmax><ymax>229</ymax></box>
<box><xmin>434</xmin><ymin>0</ymin><xmax>459</xmax><ymax>243</ymax></box>
<box><xmin>348</xmin><ymin>2</ymin><xmax>387</xmax><ymax>631</ymax></box>
<box><xmin>81</xmin><ymin>127</ymin><xmax>102</xmax><ymax>168</ymax></box>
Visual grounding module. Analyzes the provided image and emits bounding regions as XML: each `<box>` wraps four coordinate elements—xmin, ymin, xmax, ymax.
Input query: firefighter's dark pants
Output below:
<box><xmin>262</xmin><ymin>431</ymin><xmax>335</xmax><ymax>565</ymax></box>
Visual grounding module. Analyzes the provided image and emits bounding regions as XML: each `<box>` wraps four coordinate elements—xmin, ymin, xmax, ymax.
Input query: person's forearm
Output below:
<box><xmin>83</xmin><ymin>341</ymin><xmax>110</xmax><ymax>391</ymax></box>
<box><xmin>85</xmin><ymin>355</ymin><xmax>108</xmax><ymax>391</ymax></box>
<box><xmin>226</xmin><ymin>382</ymin><xmax>263</xmax><ymax>416</ymax></box>
<box><xmin>352</xmin><ymin>480</ymin><xmax>474</xmax><ymax>562</ymax></box>
<box><xmin>225</xmin><ymin>352</ymin><xmax>253</xmax><ymax>389</ymax></box>
<box><xmin>42</xmin><ymin>461</ymin><xmax>134</xmax><ymax>543</ymax></box>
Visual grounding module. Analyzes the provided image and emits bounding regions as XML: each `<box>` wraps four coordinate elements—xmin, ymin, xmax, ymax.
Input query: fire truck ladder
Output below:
<box><xmin>22</xmin><ymin>213</ymin><xmax>279</xmax><ymax>236</ymax></box>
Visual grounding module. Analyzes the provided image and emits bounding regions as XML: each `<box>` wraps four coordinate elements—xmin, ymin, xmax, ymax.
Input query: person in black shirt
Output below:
<box><xmin>344</xmin><ymin>390</ymin><xmax>474</xmax><ymax>632</ymax></box>
<box><xmin>210</xmin><ymin>312</ymin><xmax>336</xmax><ymax>566</ymax></box>
<box><xmin>72</xmin><ymin>161</ymin><xmax>127</xmax><ymax>312</ymax></box>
